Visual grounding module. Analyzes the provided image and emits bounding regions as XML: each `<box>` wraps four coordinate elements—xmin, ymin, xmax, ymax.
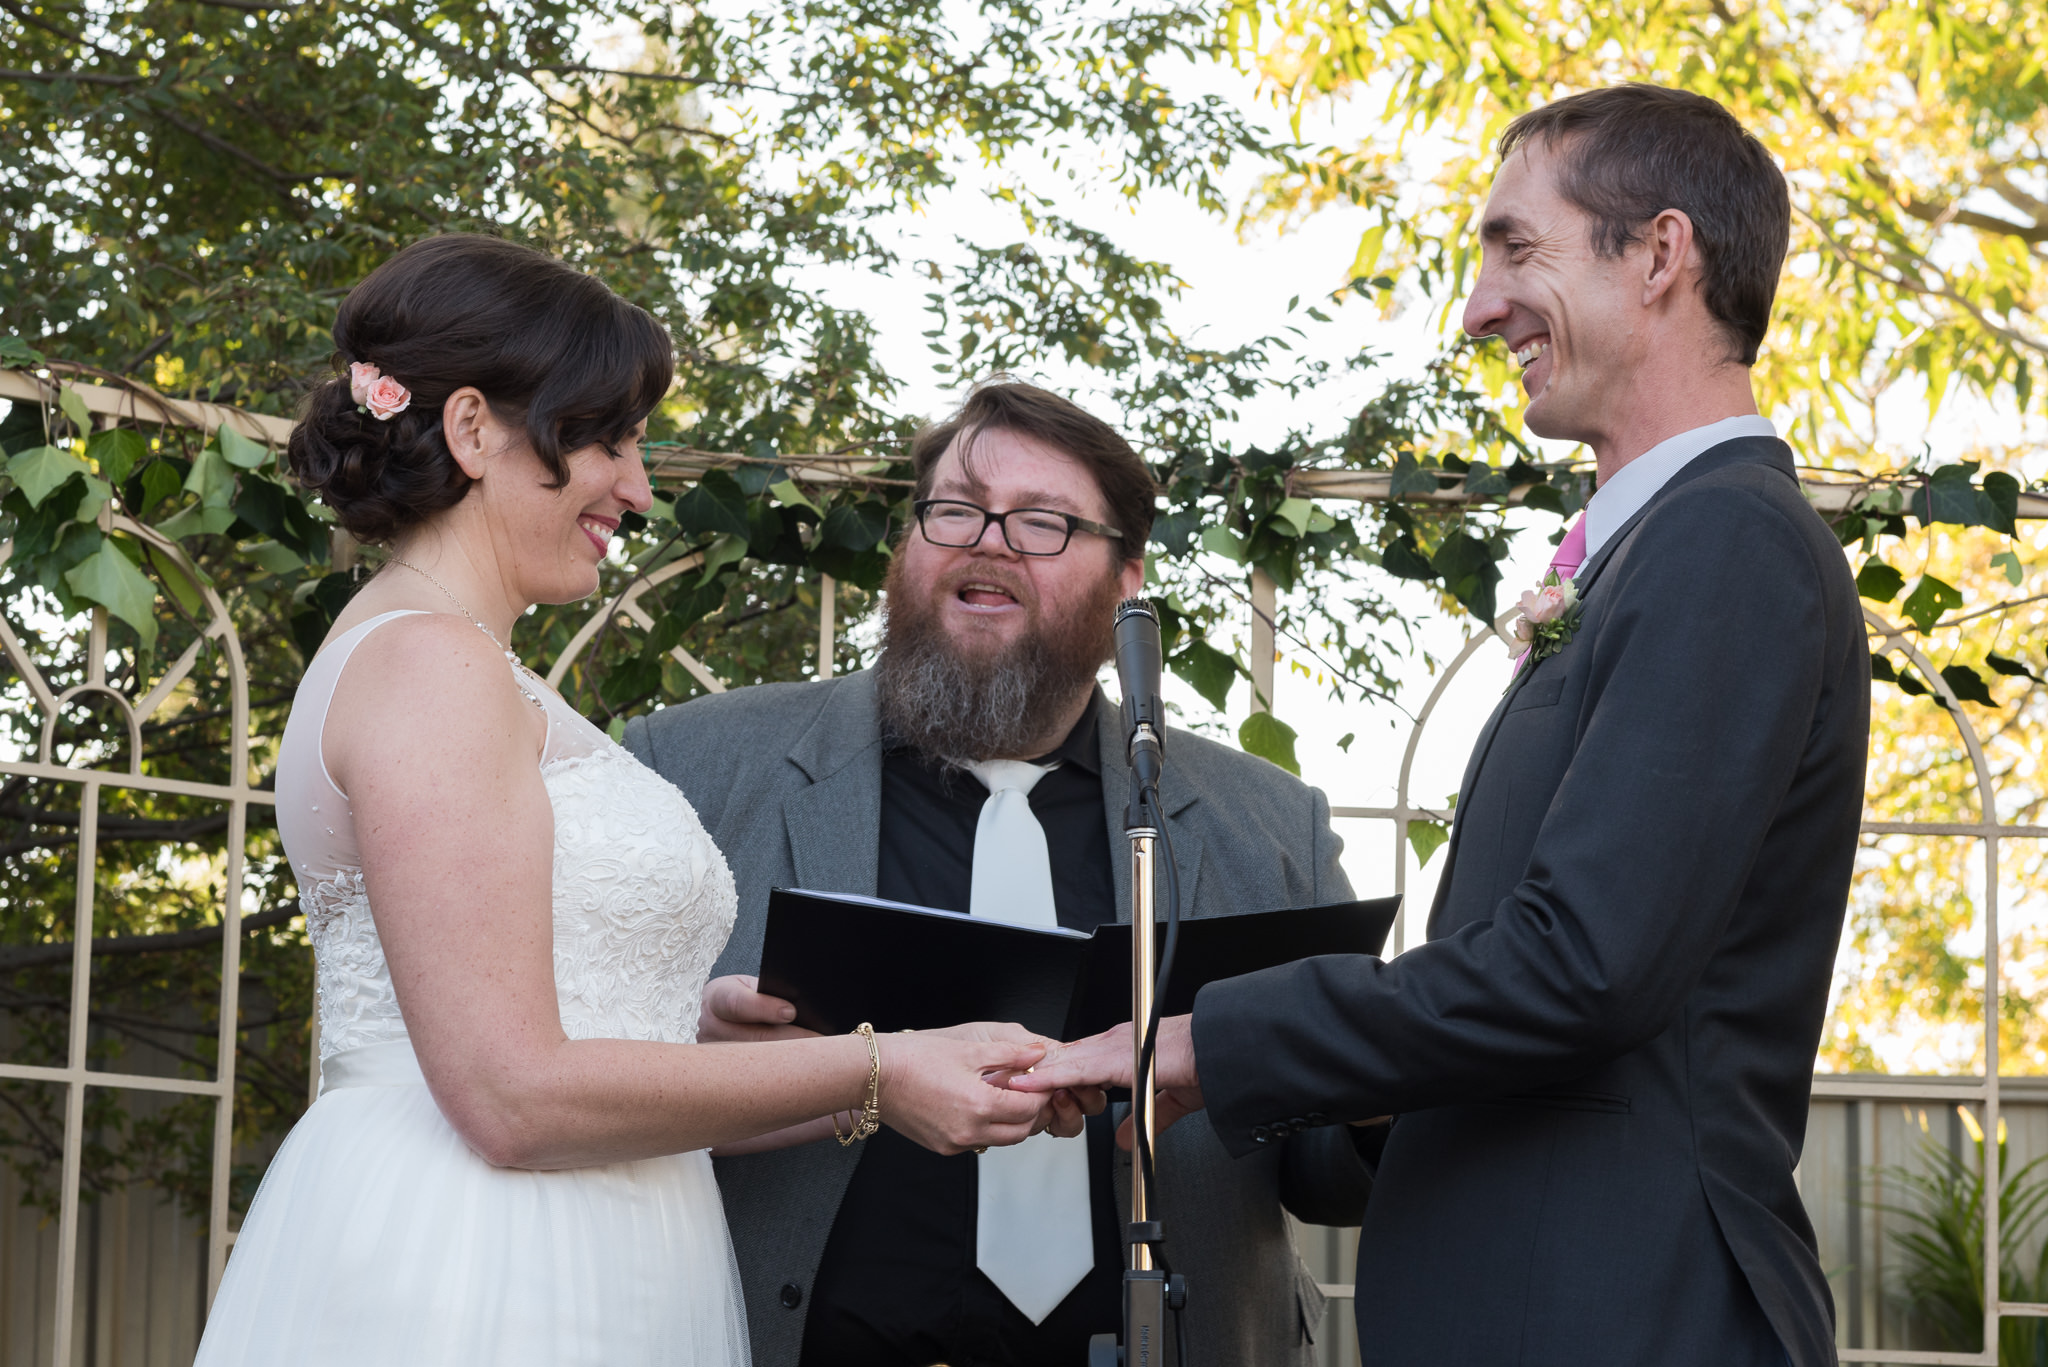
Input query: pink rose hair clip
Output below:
<box><xmin>348</xmin><ymin>361</ymin><xmax>412</xmax><ymax>422</ymax></box>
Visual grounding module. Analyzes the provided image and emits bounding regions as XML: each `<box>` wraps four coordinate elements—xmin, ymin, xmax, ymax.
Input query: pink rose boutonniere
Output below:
<box><xmin>348</xmin><ymin>361</ymin><xmax>412</xmax><ymax>422</ymax></box>
<box><xmin>1509</xmin><ymin>570</ymin><xmax>1582</xmax><ymax>673</ymax></box>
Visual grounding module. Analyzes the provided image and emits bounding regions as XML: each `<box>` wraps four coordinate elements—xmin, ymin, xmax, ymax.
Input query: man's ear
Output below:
<box><xmin>441</xmin><ymin>387</ymin><xmax>495</xmax><ymax>481</ymax></box>
<box><xmin>1641</xmin><ymin>208</ymin><xmax>1700</xmax><ymax>310</ymax></box>
<box><xmin>1117</xmin><ymin>555</ymin><xmax>1146</xmax><ymax>601</ymax></box>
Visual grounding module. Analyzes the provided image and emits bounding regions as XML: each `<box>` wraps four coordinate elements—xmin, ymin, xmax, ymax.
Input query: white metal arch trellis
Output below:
<box><xmin>0</xmin><ymin>512</ymin><xmax>264</xmax><ymax>1367</ymax></box>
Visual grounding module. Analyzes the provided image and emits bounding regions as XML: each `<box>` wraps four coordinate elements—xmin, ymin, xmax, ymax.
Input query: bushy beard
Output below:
<box><xmin>873</xmin><ymin>556</ymin><xmax>1124</xmax><ymax>768</ymax></box>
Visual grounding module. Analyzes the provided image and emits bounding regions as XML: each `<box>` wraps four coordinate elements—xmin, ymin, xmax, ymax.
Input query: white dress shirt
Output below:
<box><xmin>1581</xmin><ymin>414</ymin><xmax>1778</xmax><ymax>561</ymax></box>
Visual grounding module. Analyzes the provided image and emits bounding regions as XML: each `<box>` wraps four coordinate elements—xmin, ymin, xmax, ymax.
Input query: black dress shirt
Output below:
<box><xmin>799</xmin><ymin>708</ymin><xmax>1124</xmax><ymax>1367</ymax></box>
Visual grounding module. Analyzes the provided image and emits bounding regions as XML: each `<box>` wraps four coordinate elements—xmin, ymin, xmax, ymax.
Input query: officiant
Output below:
<box><xmin>625</xmin><ymin>378</ymin><xmax>1369</xmax><ymax>1367</ymax></box>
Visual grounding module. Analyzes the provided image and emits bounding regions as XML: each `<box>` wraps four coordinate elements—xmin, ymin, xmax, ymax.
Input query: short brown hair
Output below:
<box><xmin>1499</xmin><ymin>84</ymin><xmax>1790</xmax><ymax>365</ymax></box>
<box><xmin>908</xmin><ymin>378</ymin><xmax>1155</xmax><ymax>561</ymax></box>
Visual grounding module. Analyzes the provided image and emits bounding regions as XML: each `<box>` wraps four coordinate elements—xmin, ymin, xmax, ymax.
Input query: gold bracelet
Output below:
<box><xmin>836</xmin><ymin>1022</ymin><xmax>881</xmax><ymax>1146</ymax></box>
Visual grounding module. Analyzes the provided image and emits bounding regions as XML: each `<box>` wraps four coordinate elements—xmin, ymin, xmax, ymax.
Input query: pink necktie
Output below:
<box><xmin>1512</xmin><ymin>516</ymin><xmax>1587</xmax><ymax>676</ymax></box>
<box><xmin>1550</xmin><ymin>516</ymin><xmax>1588</xmax><ymax>581</ymax></box>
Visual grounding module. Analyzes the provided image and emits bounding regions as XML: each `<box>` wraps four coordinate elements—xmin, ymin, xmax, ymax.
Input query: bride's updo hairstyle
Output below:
<box><xmin>289</xmin><ymin>234</ymin><xmax>673</xmax><ymax>543</ymax></box>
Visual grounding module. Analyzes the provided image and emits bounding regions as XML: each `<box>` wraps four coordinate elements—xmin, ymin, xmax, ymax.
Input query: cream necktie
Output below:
<box><xmin>964</xmin><ymin>758</ymin><xmax>1095</xmax><ymax>1325</ymax></box>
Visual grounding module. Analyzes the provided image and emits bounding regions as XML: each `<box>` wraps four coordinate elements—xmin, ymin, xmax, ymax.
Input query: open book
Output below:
<box><xmin>757</xmin><ymin>887</ymin><xmax>1401</xmax><ymax>1040</ymax></box>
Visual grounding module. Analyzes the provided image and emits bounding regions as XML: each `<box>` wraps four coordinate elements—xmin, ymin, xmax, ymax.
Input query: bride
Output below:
<box><xmin>195</xmin><ymin>234</ymin><xmax>1088</xmax><ymax>1366</ymax></box>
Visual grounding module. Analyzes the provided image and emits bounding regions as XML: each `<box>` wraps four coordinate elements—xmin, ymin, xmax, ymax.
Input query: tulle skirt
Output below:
<box><xmin>196</xmin><ymin>1040</ymin><xmax>750</xmax><ymax>1367</ymax></box>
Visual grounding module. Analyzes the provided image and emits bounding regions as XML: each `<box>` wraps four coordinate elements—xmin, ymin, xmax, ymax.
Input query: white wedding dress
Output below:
<box><xmin>196</xmin><ymin>610</ymin><xmax>749</xmax><ymax>1366</ymax></box>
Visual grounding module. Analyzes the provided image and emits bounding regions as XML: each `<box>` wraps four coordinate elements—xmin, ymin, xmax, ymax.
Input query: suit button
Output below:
<box><xmin>1306</xmin><ymin>1112</ymin><xmax>1327</xmax><ymax>1125</ymax></box>
<box><xmin>779</xmin><ymin>1283</ymin><xmax>803</xmax><ymax>1309</ymax></box>
<box><xmin>1252</xmin><ymin>1125</ymin><xmax>1272</xmax><ymax>1143</ymax></box>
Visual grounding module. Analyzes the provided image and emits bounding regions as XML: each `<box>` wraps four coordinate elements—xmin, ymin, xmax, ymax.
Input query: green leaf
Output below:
<box><xmin>1336</xmin><ymin>731</ymin><xmax>1355</xmax><ymax>753</ymax></box>
<box><xmin>1460</xmin><ymin>460</ymin><xmax>1511</xmax><ymax>498</ymax></box>
<box><xmin>819</xmin><ymin>501</ymin><xmax>891</xmax><ymax>552</ymax></box>
<box><xmin>1380</xmin><ymin>535</ymin><xmax>1434</xmax><ymax>581</ymax></box>
<box><xmin>217</xmin><ymin>425</ymin><xmax>270</xmax><ymax>470</ymax></box>
<box><xmin>1856</xmin><ymin>559</ymin><xmax>1905</xmax><ymax>603</ymax></box>
<box><xmin>697</xmin><ymin>532</ymin><xmax>749</xmax><ymax>584</ymax></box>
<box><xmin>64</xmin><ymin>539</ymin><xmax>157</xmax><ymax>649</ymax></box>
<box><xmin>1900</xmin><ymin>575</ymin><xmax>1963</xmax><ymax>631</ymax></box>
<box><xmin>57</xmin><ymin>384</ymin><xmax>91</xmax><ymax>439</ymax></box>
<box><xmin>246</xmin><ymin>540</ymin><xmax>305</xmax><ymax>575</ymax></box>
<box><xmin>0</xmin><ymin>335</ymin><xmax>46</xmax><ymax>368</ymax></box>
<box><xmin>6</xmin><ymin>444</ymin><xmax>89</xmax><ymax>507</ymax></box>
<box><xmin>1870</xmin><ymin>653</ymin><xmax>1898</xmax><ymax>683</ymax></box>
<box><xmin>1939</xmin><ymin>664</ymin><xmax>1995</xmax><ymax>707</ymax></box>
<box><xmin>1268</xmin><ymin>497</ymin><xmax>1314</xmax><ymax>538</ymax></box>
<box><xmin>1238</xmin><ymin>710</ymin><xmax>1300</xmax><ymax>775</ymax></box>
<box><xmin>1992</xmin><ymin>550</ymin><xmax>2024</xmax><ymax>586</ymax></box>
<box><xmin>1980</xmin><ymin>472</ymin><xmax>2020</xmax><ymax>536</ymax></box>
<box><xmin>1168</xmin><ymin>638</ymin><xmax>1239</xmax><ymax>711</ymax></box>
<box><xmin>1200</xmin><ymin>524</ymin><xmax>1248</xmax><ymax>563</ymax></box>
<box><xmin>156</xmin><ymin>503</ymin><xmax>238</xmax><ymax>539</ymax></box>
<box><xmin>1388</xmin><ymin>452</ymin><xmax>1438</xmax><ymax>499</ymax></box>
<box><xmin>146</xmin><ymin>544</ymin><xmax>208</xmax><ymax>616</ymax></box>
<box><xmin>183</xmin><ymin>442</ymin><xmax>235</xmax><ymax>508</ymax></box>
<box><xmin>86</xmin><ymin>428</ymin><xmax>147</xmax><ymax>486</ymax></box>
<box><xmin>1986</xmin><ymin>652</ymin><xmax>2043</xmax><ymax>683</ymax></box>
<box><xmin>1407</xmin><ymin>819</ymin><xmax>1449</xmax><ymax>868</ymax></box>
<box><xmin>137</xmin><ymin>458</ymin><xmax>183</xmax><ymax>514</ymax></box>
<box><xmin>73</xmin><ymin>475</ymin><xmax>112</xmax><ymax>524</ymax></box>
<box><xmin>768</xmin><ymin>479</ymin><xmax>819</xmax><ymax>514</ymax></box>
<box><xmin>1430</xmin><ymin>532</ymin><xmax>1503</xmax><ymax>622</ymax></box>
<box><xmin>671</xmin><ymin>470</ymin><xmax>751</xmax><ymax>538</ymax></box>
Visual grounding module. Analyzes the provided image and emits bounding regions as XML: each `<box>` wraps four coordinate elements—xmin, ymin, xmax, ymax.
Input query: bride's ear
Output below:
<box><xmin>441</xmin><ymin>387</ymin><xmax>497</xmax><ymax>481</ymax></box>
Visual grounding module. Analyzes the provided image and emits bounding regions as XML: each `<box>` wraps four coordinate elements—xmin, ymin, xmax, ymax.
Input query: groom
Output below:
<box><xmin>626</xmin><ymin>379</ymin><xmax>1368</xmax><ymax>1367</ymax></box>
<box><xmin>1026</xmin><ymin>85</ymin><xmax>1870</xmax><ymax>1366</ymax></box>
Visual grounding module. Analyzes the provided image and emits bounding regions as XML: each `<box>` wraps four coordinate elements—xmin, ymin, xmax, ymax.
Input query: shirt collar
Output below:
<box><xmin>1582</xmin><ymin>414</ymin><xmax>1777</xmax><ymax>561</ymax></box>
<box><xmin>1032</xmin><ymin>702</ymin><xmax>1101</xmax><ymax>775</ymax></box>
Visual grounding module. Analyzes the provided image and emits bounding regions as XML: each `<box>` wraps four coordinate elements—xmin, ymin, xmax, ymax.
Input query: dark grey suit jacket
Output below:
<box><xmin>1195</xmin><ymin>438</ymin><xmax>1867</xmax><ymax>1367</ymax></box>
<box><xmin>625</xmin><ymin>673</ymin><xmax>1371</xmax><ymax>1367</ymax></box>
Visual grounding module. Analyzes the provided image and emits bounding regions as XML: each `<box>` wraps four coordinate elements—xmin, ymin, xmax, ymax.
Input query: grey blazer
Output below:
<box><xmin>1196</xmin><ymin>438</ymin><xmax>1867</xmax><ymax>1367</ymax></box>
<box><xmin>625</xmin><ymin>673</ymin><xmax>1372</xmax><ymax>1367</ymax></box>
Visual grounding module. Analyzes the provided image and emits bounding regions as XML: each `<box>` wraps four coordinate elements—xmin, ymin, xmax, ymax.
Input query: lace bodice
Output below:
<box><xmin>276</xmin><ymin>612</ymin><xmax>737</xmax><ymax>1060</ymax></box>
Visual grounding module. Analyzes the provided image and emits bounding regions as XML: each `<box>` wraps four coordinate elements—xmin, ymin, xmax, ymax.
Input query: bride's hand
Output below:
<box><xmin>920</xmin><ymin>1022</ymin><xmax>1108</xmax><ymax>1139</ymax></box>
<box><xmin>874</xmin><ymin>1032</ymin><xmax>1066</xmax><ymax>1155</ymax></box>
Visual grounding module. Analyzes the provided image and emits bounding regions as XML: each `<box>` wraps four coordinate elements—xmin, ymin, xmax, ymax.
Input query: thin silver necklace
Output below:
<box><xmin>384</xmin><ymin>556</ymin><xmax>548</xmax><ymax>710</ymax></box>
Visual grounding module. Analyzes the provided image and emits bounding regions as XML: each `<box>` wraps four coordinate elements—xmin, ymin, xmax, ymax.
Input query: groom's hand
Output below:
<box><xmin>698</xmin><ymin>975</ymin><xmax>817</xmax><ymax>1044</ymax></box>
<box><xmin>1016</xmin><ymin>1014</ymin><xmax>1206</xmax><ymax>1150</ymax></box>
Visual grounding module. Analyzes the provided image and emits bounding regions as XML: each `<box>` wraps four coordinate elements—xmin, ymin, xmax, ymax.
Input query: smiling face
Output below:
<box><xmin>1461</xmin><ymin>141</ymin><xmax>1647</xmax><ymax>448</ymax></box>
<box><xmin>475</xmin><ymin>418</ymin><xmax>653</xmax><ymax>606</ymax></box>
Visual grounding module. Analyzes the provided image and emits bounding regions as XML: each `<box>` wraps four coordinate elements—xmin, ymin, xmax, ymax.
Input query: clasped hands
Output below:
<box><xmin>700</xmin><ymin>976</ymin><xmax>1203</xmax><ymax>1154</ymax></box>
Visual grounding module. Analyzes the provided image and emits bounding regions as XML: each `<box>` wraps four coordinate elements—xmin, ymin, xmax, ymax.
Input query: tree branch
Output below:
<box><xmin>0</xmin><ymin>903</ymin><xmax>301</xmax><ymax>972</ymax></box>
<box><xmin>0</xmin><ymin>66</ymin><xmax>143</xmax><ymax>84</ymax></box>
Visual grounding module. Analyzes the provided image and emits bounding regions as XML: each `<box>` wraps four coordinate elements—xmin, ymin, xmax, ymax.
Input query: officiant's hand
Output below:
<box><xmin>1015</xmin><ymin>1014</ymin><xmax>1206</xmax><ymax>1150</ymax></box>
<box><xmin>698</xmin><ymin>975</ymin><xmax>817</xmax><ymax>1044</ymax></box>
<box><xmin>922</xmin><ymin>1021</ymin><xmax>1107</xmax><ymax>1138</ymax></box>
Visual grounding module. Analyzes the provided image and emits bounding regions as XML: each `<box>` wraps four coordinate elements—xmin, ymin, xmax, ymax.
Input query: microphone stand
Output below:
<box><xmin>1089</xmin><ymin>726</ymin><xmax>1184</xmax><ymax>1367</ymax></box>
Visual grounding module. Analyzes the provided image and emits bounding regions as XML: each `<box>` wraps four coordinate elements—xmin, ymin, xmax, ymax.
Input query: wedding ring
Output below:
<box><xmin>974</xmin><ymin>1146</ymin><xmax>989</xmax><ymax>1154</ymax></box>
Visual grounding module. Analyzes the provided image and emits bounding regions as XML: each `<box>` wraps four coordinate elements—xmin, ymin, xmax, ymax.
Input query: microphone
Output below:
<box><xmin>1113</xmin><ymin>597</ymin><xmax>1165</xmax><ymax>791</ymax></box>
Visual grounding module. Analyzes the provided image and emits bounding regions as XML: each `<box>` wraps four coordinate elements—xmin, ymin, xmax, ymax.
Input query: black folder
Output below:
<box><xmin>756</xmin><ymin>887</ymin><xmax>1401</xmax><ymax>1040</ymax></box>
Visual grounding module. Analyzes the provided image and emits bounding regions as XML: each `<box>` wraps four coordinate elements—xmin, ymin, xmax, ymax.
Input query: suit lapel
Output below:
<box><xmin>783</xmin><ymin>671</ymin><xmax>886</xmax><ymax>896</ymax></box>
<box><xmin>1432</xmin><ymin>436</ymin><xmax>1798</xmax><ymax>926</ymax></box>
<box><xmin>1096</xmin><ymin>692</ymin><xmax>1202</xmax><ymax>926</ymax></box>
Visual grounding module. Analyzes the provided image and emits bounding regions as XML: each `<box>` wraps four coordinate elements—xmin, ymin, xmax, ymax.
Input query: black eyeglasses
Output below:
<box><xmin>912</xmin><ymin>499</ymin><xmax>1125</xmax><ymax>557</ymax></box>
